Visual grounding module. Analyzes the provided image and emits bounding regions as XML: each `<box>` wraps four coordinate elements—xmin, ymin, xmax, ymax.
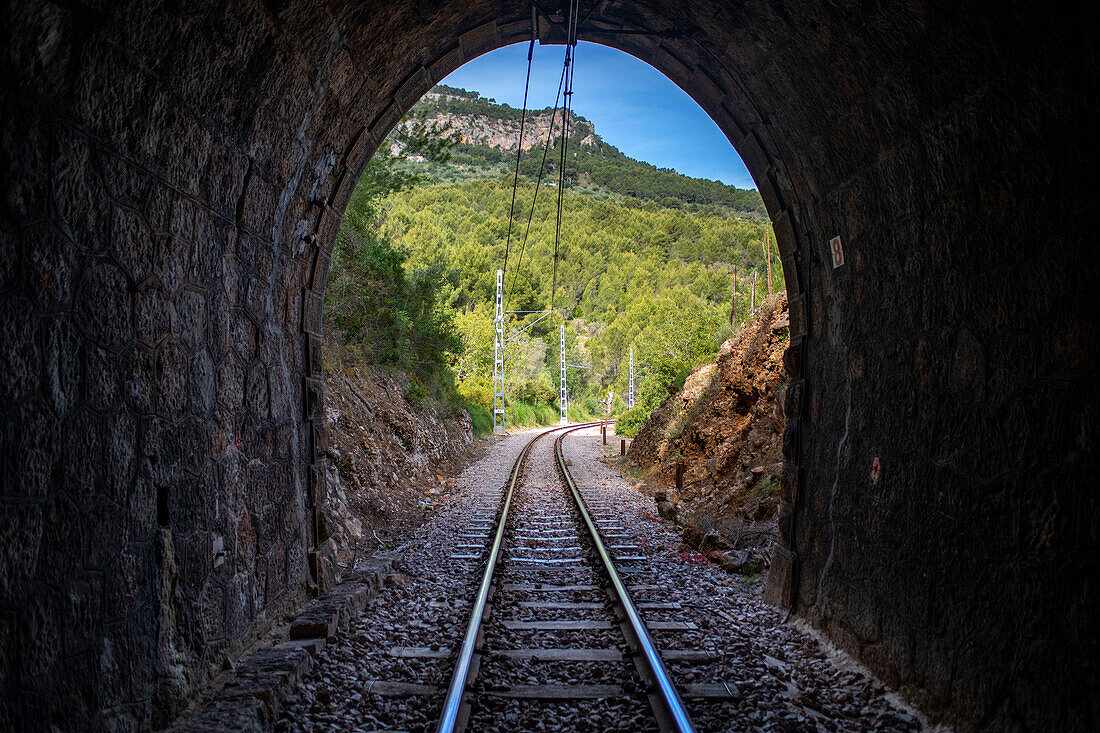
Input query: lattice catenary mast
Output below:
<box><xmin>493</xmin><ymin>269</ymin><xmax>505</xmax><ymax>434</ymax></box>
<box><xmin>559</xmin><ymin>324</ymin><xmax>568</xmax><ymax>425</ymax></box>
<box><xmin>628</xmin><ymin>346</ymin><xmax>635</xmax><ymax>409</ymax></box>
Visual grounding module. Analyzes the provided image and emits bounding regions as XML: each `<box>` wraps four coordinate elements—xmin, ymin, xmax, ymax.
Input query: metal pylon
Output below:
<box><xmin>559</xmin><ymin>324</ymin><xmax>568</xmax><ymax>425</ymax></box>
<box><xmin>628</xmin><ymin>346</ymin><xmax>635</xmax><ymax>409</ymax></box>
<box><xmin>493</xmin><ymin>270</ymin><xmax>505</xmax><ymax>434</ymax></box>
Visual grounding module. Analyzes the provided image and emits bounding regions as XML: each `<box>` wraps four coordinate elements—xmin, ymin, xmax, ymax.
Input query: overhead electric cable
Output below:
<box><xmin>550</xmin><ymin>0</ymin><xmax>579</xmax><ymax>318</ymax></box>
<box><xmin>507</xmin><ymin>56</ymin><xmax>569</xmax><ymax>302</ymax></box>
<box><xmin>502</xmin><ymin>35</ymin><xmax>536</xmax><ymax>286</ymax></box>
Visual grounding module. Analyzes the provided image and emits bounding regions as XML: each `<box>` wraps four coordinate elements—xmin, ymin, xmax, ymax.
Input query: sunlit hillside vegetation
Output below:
<box><xmin>325</xmin><ymin>88</ymin><xmax>780</xmax><ymax>433</ymax></box>
<box><xmin>402</xmin><ymin>86</ymin><xmax>766</xmax><ymax>214</ymax></box>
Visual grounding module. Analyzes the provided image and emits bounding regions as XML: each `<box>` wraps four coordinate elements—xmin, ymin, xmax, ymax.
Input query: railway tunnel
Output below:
<box><xmin>0</xmin><ymin>0</ymin><xmax>1096</xmax><ymax>730</ymax></box>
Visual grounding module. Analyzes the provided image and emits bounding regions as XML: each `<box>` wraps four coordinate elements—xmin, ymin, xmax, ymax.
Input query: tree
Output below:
<box><xmin>451</xmin><ymin>306</ymin><xmax>494</xmax><ymax>383</ymax></box>
<box><xmin>324</xmin><ymin>109</ymin><xmax>462</xmax><ymax>388</ymax></box>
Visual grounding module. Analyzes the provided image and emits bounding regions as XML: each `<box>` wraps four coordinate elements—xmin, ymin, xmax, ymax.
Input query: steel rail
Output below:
<box><xmin>435</xmin><ymin>421</ymin><xmax>605</xmax><ymax>733</ymax></box>
<box><xmin>554</xmin><ymin>425</ymin><xmax>698</xmax><ymax>733</ymax></box>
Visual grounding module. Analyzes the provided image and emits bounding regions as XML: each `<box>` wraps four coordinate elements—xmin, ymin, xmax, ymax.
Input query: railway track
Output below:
<box><xmin>435</xmin><ymin>422</ymin><xmax>723</xmax><ymax>733</ymax></box>
<box><xmin>278</xmin><ymin>424</ymin><xmax>923</xmax><ymax>733</ymax></box>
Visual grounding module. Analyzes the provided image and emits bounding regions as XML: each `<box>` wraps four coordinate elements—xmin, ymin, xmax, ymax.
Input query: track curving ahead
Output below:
<box><xmin>435</xmin><ymin>422</ymin><xmax>697</xmax><ymax>733</ymax></box>
<box><xmin>553</xmin><ymin>428</ymin><xmax>695</xmax><ymax>733</ymax></box>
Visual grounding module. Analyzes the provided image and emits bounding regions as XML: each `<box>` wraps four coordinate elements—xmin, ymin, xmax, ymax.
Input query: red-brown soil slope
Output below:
<box><xmin>319</xmin><ymin>367</ymin><xmax>485</xmax><ymax>568</ymax></box>
<box><xmin>628</xmin><ymin>293</ymin><xmax>789</xmax><ymax>574</ymax></box>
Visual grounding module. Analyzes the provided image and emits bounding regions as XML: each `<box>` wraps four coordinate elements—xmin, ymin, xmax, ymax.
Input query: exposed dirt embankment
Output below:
<box><xmin>320</xmin><ymin>367</ymin><xmax>485</xmax><ymax>564</ymax></box>
<box><xmin>628</xmin><ymin>293</ymin><xmax>789</xmax><ymax>576</ymax></box>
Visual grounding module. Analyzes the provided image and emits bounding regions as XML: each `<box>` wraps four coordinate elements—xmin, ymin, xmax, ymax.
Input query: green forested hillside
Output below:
<box><xmin>403</xmin><ymin>88</ymin><xmax>766</xmax><ymax>214</ymax></box>
<box><xmin>325</xmin><ymin>88</ymin><xmax>780</xmax><ymax>432</ymax></box>
<box><xmin>380</xmin><ymin>177</ymin><xmax>780</xmax><ymax>425</ymax></box>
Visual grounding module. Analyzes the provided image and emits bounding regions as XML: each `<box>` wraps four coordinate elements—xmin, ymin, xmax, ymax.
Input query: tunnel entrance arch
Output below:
<box><xmin>305</xmin><ymin>9</ymin><xmax>811</xmax><ymax>609</ymax></box>
<box><xmin>0</xmin><ymin>2</ymin><xmax>1095</xmax><ymax>731</ymax></box>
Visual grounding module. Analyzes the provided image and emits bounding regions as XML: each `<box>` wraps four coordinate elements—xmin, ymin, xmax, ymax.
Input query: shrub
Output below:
<box><xmin>510</xmin><ymin>401</ymin><xmax>535</xmax><ymax>427</ymax></box>
<box><xmin>458</xmin><ymin>377</ymin><xmax>493</xmax><ymax>411</ymax></box>
<box><xmin>464</xmin><ymin>401</ymin><xmax>492</xmax><ymax>435</ymax></box>
<box><xmin>614</xmin><ymin>404</ymin><xmax>649</xmax><ymax>436</ymax></box>
<box><xmin>535</xmin><ymin>404</ymin><xmax>559</xmax><ymax>425</ymax></box>
<box><xmin>405</xmin><ymin>380</ymin><xmax>427</xmax><ymax>407</ymax></box>
<box><xmin>514</xmin><ymin>379</ymin><xmax>558</xmax><ymax>407</ymax></box>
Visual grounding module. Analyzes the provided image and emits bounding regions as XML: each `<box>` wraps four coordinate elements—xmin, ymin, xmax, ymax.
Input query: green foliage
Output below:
<box><xmin>451</xmin><ymin>306</ymin><xmax>495</xmax><ymax>383</ymax></box>
<box><xmin>354</xmin><ymin>110</ymin><xmax>461</xmax><ymax>200</ymax></box>
<box><xmin>379</xmin><ymin>177</ymin><xmax>779</xmax><ymax>422</ymax></box>
<box><xmin>517</xmin><ymin>137</ymin><xmax>764</xmax><ymax>212</ymax></box>
<box><xmin>615</xmin><ymin>392</ymin><xmax>664</xmax><ymax>437</ymax></box>
<box><xmin>325</xmin><ymin>108</ymin><xmax>464</xmax><ymax>398</ymax></box>
<box><xmin>450</xmin><ymin>390</ymin><xmax>492</xmax><ymax>436</ymax></box>
<box><xmin>457</xmin><ymin>375</ymin><xmax>493</xmax><ymax>409</ymax></box>
<box><xmin>569</xmin><ymin>397</ymin><xmax>602</xmax><ymax>423</ymax></box>
<box><xmin>508</xmin><ymin>401</ymin><xmax>535</xmax><ymax>427</ymax></box>
<box><xmin>410</xmin><ymin>88</ymin><xmax>765</xmax><ymax>213</ymax></box>
<box><xmin>420</xmin><ymin>87</ymin><xmax>560</xmax><ymax>123</ymax></box>
<box><xmin>536</xmin><ymin>404</ymin><xmax>560</xmax><ymax>425</ymax></box>
<box><xmin>405</xmin><ymin>381</ymin><xmax>427</xmax><ymax>408</ymax></box>
<box><xmin>325</xmin><ymin>205</ymin><xmax>461</xmax><ymax>384</ymax></box>
<box><xmin>754</xmin><ymin>476</ymin><xmax>780</xmax><ymax>498</ymax></box>
<box><xmin>513</xmin><ymin>379</ymin><xmax>557</xmax><ymax>407</ymax></box>
<box><xmin>328</xmin><ymin>87</ymin><xmax>784</xmax><ymax>436</ymax></box>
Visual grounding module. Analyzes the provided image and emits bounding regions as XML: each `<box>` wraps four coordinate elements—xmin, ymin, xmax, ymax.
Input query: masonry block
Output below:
<box><xmin>0</xmin><ymin>3</ymin><xmax>1094</xmax><ymax>732</ymax></box>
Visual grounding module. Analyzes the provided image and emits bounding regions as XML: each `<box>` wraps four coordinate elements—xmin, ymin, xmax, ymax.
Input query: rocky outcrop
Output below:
<box><xmin>320</xmin><ymin>368</ymin><xmax>477</xmax><ymax>568</ymax></box>
<box><xmin>629</xmin><ymin>293</ymin><xmax>789</xmax><ymax>575</ymax></box>
<box><xmin>409</xmin><ymin>91</ymin><xmax>598</xmax><ymax>152</ymax></box>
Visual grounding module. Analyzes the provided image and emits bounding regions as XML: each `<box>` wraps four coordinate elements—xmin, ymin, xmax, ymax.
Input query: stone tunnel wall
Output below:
<box><xmin>775</xmin><ymin>26</ymin><xmax>1100</xmax><ymax>729</ymax></box>
<box><xmin>0</xmin><ymin>1</ymin><xmax>1097</xmax><ymax>731</ymax></box>
<box><xmin>0</xmin><ymin>2</ymin><xmax>325</xmax><ymax>727</ymax></box>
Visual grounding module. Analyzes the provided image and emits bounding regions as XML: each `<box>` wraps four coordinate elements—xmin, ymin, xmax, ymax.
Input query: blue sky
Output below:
<box><xmin>439</xmin><ymin>41</ymin><xmax>756</xmax><ymax>190</ymax></box>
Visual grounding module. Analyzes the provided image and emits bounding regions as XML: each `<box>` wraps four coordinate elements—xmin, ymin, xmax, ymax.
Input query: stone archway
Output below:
<box><xmin>0</xmin><ymin>2</ymin><xmax>1095</xmax><ymax>730</ymax></box>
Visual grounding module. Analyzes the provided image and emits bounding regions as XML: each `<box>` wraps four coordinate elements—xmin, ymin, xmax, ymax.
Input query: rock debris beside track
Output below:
<box><xmin>277</xmin><ymin>426</ymin><xmax>922</xmax><ymax>733</ymax></box>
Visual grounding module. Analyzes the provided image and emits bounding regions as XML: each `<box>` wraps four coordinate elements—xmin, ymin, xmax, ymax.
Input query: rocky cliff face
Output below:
<box><xmin>628</xmin><ymin>293</ymin><xmax>789</xmax><ymax>576</ymax></box>
<box><xmin>319</xmin><ymin>368</ymin><xmax>479</xmax><ymax>573</ymax></box>
<box><xmin>410</xmin><ymin>91</ymin><xmax>599</xmax><ymax>152</ymax></box>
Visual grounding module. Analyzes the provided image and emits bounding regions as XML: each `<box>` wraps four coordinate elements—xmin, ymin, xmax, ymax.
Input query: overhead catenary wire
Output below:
<box><xmin>498</xmin><ymin>26</ymin><xmax>546</xmax><ymax>424</ymax></box>
<box><xmin>507</xmin><ymin>310</ymin><xmax>552</xmax><ymax>341</ymax></box>
<box><xmin>549</xmin><ymin>0</ymin><xmax>579</xmax><ymax>319</ymax></box>
<box><xmin>507</xmin><ymin>57</ymin><xmax>569</xmax><ymax>303</ymax></box>
<box><xmin>501</xmin><ymin>34</ymin><xmax>536</xmax><ymax>287</ymax></box>
<box><xmin>502</xmin><ymin>2</ymin><xmax>580</xmax><ymax>427</ymax></box>
<box><xmin>554</xmin><ymin>2</ymin><xmax>580</xmax><ymax>427</ymax></box>
<box><xmin>509</xmin><ymin>0</ymin><xmax>578</xmax><ymax>305</ymax></box>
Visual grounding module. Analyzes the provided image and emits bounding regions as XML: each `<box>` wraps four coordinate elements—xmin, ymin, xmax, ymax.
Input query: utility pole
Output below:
<box><xmin>628</xmin><ymin>346</ymin><xmax>635</xmax><ymax>409</ymax></box>
<box><xmin>750</xmin><ymin>271</ymin><xmax>758</xmax><ymax>315</ymax></box>
<box><xmin>493</xmin><ymin>269</ymin><xmax>505</xmax><ymax>434</ymax></box>
<box><xmin>559</xmin><ymin>324</ymin><xmax>568</xmax><ymax>425</ymax></box>
<box><xmin>730</xmin><ymin>273</ymin><xmax>738</xmax><ymax>327</ymax></box>
<box><xmin>765</xmin><ymin>228</ymin><xmax>773</xmax><ymax>296</ymax></box>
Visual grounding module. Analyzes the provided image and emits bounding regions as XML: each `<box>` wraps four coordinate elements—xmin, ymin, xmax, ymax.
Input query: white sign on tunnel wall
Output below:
<box><xmin>830</xmin><ymin>235</ymin><xmax>845</xmax><ymax>268</ymax></box>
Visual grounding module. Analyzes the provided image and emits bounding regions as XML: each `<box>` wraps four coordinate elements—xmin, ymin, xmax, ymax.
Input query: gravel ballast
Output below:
<box><xmin>277</xmin><ymin>425</ymin><xmax>923</xmax><ymax>732</ymax></box>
